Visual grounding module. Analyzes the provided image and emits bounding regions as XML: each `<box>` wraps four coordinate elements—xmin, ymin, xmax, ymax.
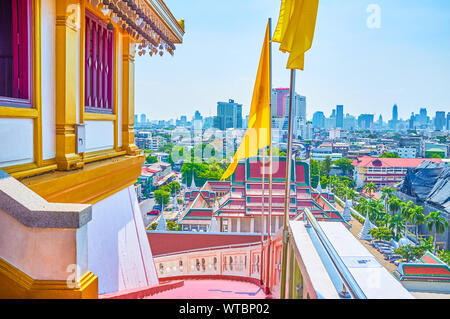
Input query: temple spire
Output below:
<box><xmin>342</xmin><ymin>200</ymin><xmax>353</xmax><ymax>222</ymax></box>
<box><xmin>156</xmin><ymin>212</ymin><xmax>167</xmax><ymax>231</ymax></box>
<box><xmin>190</xmin><ymin>169</ymin><xmax>198</xmax><ymax>191</ymax></box>
<box><xmin>358</xmin><ymin>216</ymin><xmax>375</xmax><ymax>241</ymax></box>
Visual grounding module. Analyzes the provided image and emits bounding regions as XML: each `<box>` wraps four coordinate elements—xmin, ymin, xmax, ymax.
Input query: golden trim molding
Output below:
<box><xmin>0</xmin><ymin>257</ymin><xmax>98</xmax><ymax>299</ymax></box>
<box><xmin>23</xmin><ymin>154</ymin><xmax>144</xmax><ymax>205</ymax></box>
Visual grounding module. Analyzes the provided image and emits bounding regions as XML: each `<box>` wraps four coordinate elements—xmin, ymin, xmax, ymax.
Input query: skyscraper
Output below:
<box><xmin>389</xmin><ymin>104</ymin><xmax>399</xmax><ymax>129</ymax></box>
<box><xmin>419</xmin><ymin>108</ymin><xmax>428</xmax><ymax>127</ymax></box>
<box><xmin>271</xmin><ymin>88</ymin><xmax>306</xmax><ymax>121</ymax></box>
<box><xmin>392</xmin><ymin>104</ymin><xmax>398</xmax><ymax>122</ymax></box>
<box><xmin>312</xmin><ymin>111</ymin><xmax>325</xmax><ymax>128</ymax></box>
<box><xmin>140</xmin><ymin>114</ymin><xmax>147</xmax><ymax>123</ymax></box>
<box><xmin>214</xmin><ymin>99</ymin><xmax>243</xmax><ymax>130</ymax></box>
<box><xmin>193</xmin><ymin>110</ymin><xmax>203</xmax><ymax>121</ymax></box>
<box><xmin>447</xmin><ymin>112</ymin><xmax>450</xmax><ymax>131</ymax></box>
<box><xmin>271</xmin><ymin>88</ymin><xmax>290</xmax><ymax>117</ymax></box>
<box><xmin>358</xmin><ymin>114</ymin><xmax>374</xmax><ymax>129</ymax></box>
<box><xmin>435</xmin><ymin>111</ymin><xmax>446</xmax><ymax>131</ymax></box>
<box><xmin>409</xmin><ymin>113</ymin><xmax>415</xmax><ymax>130</ymax></box>
<box><xmin>336</xmin><ymin>105</ymin><xmax>344</xmax><ymax>128</ymax></box>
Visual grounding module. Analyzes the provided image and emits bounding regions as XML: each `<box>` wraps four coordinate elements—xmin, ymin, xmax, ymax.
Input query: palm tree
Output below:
<box><xmin>409</xmin><ymin>205</ymin><xmax>426</xmax><ymax>241</ymax></box>
<box><xmin>388</xmin><ymin>196</ymin><xmax>402</xmax><ymax>216</ymax></box>
<box><xmin>363</xmin><ymin>182</ymin><xmax>377</xmax><ymax>199</ymax></box>
<box><xmin>346</xmin><ymin>188</ymin><xmax>358</xmax><ymax>202</ymax></box>
<box><xmin>381</xmin><ymin>187</ymin><xmax>394</xmax><ymax>201</ymax></box>
<box><xmin>355</xmin><ymin>198</ymin><xmax>370</xmax><ymax>217</ymax></box>
<box><xmin>368</xmin><ymin>200</ymin><xmax>385</xmax><ymax>226</ymax></box>
<box><xmin>381</xmin><ymin>187</ymin><xmax>394</xmax><ymax>212</ymax></box>
<box><xmin>400</xmin><ymin>201</ymin><xmax>415</xmax><ymax>236</ymax></box>
<box><xmin>425</xmin><ymin>211</ymin><xmax>449</xmax><ymax>253</ymax></box>
<box><xmin>389</xmin><ymin>214</ymin><xmax>406</xmax><ymax>240</ymax></box>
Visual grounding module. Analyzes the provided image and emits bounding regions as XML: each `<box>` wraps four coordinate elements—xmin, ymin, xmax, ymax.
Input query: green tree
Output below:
<box><xmin>400</xmin><ymin>201</ymin><xmax>415</xmax><ymax>236</ymax></box>
<box><xmin>388</xmin><ymin>196</ymin><xmax>402</xmax><ymax>216</ymax></box>
<box><xmin>363</xmin><ymin>182</ymin><xmax>377</xmax><ymax>198</ymax></box>
<box><xmin>425</xmin><ymin>211</ymin><xmax>449</xmax><ymax>253</ymax></box>
<box><xmin>409</xmin><ymin>205</ymin><xmax>426</xmax><ymax>240</ymax></box>
<box><xmin>368</xmin><ymin>200</ymin><xmax>386</xmax><ymax>226</ymax></box>
<box><xmin>345</xmin><ymin>188</ymin><xmax>358</xmax><ymax>202</ymax></box>
<box><xmin>321</xmin><ymin>156</ymin><xmax>332</xmax><ymax>177</ymax></box>
<box><xmin>310</xmin><ymin>159</ymin><xmax>320</xmax><ymax>188</ymax></box>
<box><xmin>380</xmin><ymin>152</ymin><xmax>400</xmax><ymax>158</ymax></box>
<box><xmin>438</xmin><ymin>250</ymin><xmax>450</xmax><ymax>265</ymax></box>
<box><xmin>389</xmin><ymin>214</ymin><xmax>406</xmax><ymax>240</ymax></box>
<box><xmin>166</xmin><ymin>220</ymin><xmax>181</xmax><ymax>231</ymax></box>
<box><xmin>368</xmin><ymin>227</ymin><xmax>393</xmax><ymax>241</ymax></box>
<box><xmin>431</xmin><ymin>153</ymin><xmax>443</xmax><ymax>159</ymax></box>
<box><xmin>146</xmin><ymin>155</ymin><xmax>158</xmax><ymax>164</ymax></box>
<box><xmin>154</xmin><ymin>189</ymin><xmax>170</xmax><ymax>208</ymax></box>
<box><xmin>394</xmin><ymin>245</ymin><xmax>425</xmax><ymax>263</ymax></box>
<box><xmin>333</xmin><ymin>158</ymin><xmax>354</xmax><ymax>176</ymax></box>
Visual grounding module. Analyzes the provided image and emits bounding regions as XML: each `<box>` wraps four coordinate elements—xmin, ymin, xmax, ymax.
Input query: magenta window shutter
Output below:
<box><xmin>85</xmin><ymin>11</ymin><xmax>114</xmax><ymax>113</ymax></box>
<box><xmin>0</xmin><ymin>0</ymin><xmax>32</xmax><ymax>106</ymax></box>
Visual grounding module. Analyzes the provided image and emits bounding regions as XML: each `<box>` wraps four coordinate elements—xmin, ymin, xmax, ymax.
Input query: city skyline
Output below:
<box><xmin>135</xmin><ymin>0</ymin><xmax>450</xmax><ymax>121</ymax></box>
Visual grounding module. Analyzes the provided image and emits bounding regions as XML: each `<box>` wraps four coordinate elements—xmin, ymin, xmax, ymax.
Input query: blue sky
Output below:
<box><xmin>135</xmin><ymin>0</ymin><xmax>450</xmax><ymax>121</ymax></box>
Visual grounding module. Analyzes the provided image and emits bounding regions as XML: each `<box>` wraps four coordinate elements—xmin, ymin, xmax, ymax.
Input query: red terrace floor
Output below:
<box><xmin>146</xmin><ymin>280</ymin><xmax>270</xmax><ymax>299</ymax></box>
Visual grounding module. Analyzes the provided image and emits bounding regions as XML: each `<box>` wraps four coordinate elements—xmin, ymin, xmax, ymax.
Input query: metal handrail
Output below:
<box><xmin>303</xmin><ymin>208</ymin><xmax>367</xmax><ymax>299</ymax></box>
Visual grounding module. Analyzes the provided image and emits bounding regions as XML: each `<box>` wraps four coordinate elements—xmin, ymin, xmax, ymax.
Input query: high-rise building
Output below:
<box><xmin>389</xmin><ymin>104</ymin><xmax>399</xmax><ymax>129</ymax></box>
<box><xmin>312</xmin><ymin>111</ymin><xmax>325</xmax><ymax>128</ymax></box>
<box><xmin>358</xmin><ymin>114</ymin><xmax>374</xmax><ymax>129</ymax></box>
<box><xmin>377</xmin><ymin>114</ymin><xmax>383</xmax><ymax>128</ymax></box>
<box><xmin>392</xmin><ymin>104</ymin><xmax>398</xmax><ymax>122</ymax></box>
<box><xmin>134</xmin><ymin>114</ymin><xmax>139</xmax><ymax>124</ymax></box>
<box><xmin>271</xmin><ymin>88</ymin><xmax>306</xmax><ymax>121</ymax></box>
<box><xmin>343</xmin><ymin>114</ymin><xmax>357</xmax><ymax>130</ymax></box>
<box><xmin>214</xmin><ymin>99</ymin><xmax>243</xmax><ymax>130</ymax></box>
<box><xmin>434</xmin><ymin>111</ymin><xmax>446</xmax><ymax>131</ymax></box>
<box><xmin>193</xmin><ymin>110</ymin><xmax>203</xmax><ymax>121</ymax></box>
<box><xmin>140</xmin><ymin>114</ymin><xmax>147</xmax><ymax>123</ymax></box>
<box><xmin>293</xmin><ymin>94</ymin><xmax>307</xmax><ymax>122</ymax></box>
<box><xmin>447</xmin><ymin>112</ymin><xmax>450</xmax><ymax>131</ymax></box>
<box><xmin>336</xmin><ymin>105</ymin><xmax>344</xmax><ymax>128</ymax></box>
<box><xmin>409</xmin><ymin>113</ymin><xmax>415</xmax><ymax>130</ymax></box>
<box><xmin>271</xmin><ymin>88</ymin><xmax>290</xmax><ymax>117</ymax></box>
<box><xmin>418</xmin><ymin>108</ymin><xmax>429</xmax><ymax>127</ymax></box>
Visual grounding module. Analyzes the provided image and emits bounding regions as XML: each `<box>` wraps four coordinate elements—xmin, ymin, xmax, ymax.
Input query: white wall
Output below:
<box><xmin>0</xmin><ymin>118</ymin><xmax>34</xmax><ymax>168</ymax></box>
<box><xmin>87</xmin><ymin>186</ymin><xmax>159</xmax><ymax>294</ymax></box>
<box><xmin>85</xmin><ymin>120</ymin><xmax>114</xmax><ymax>152</ymax></box>
<box><xmin>41</xmin><ymin>0</ymin><xmax>56</xmax><ymax>160</ymax></box>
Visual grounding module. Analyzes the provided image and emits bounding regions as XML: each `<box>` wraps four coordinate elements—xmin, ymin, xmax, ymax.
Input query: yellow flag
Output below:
<box><xmin>273</xmin><ymin>0</ymin><xmax>319</xmax><ymax>70</ymax></box>
<box><xmin>221</xmin><ymin>22</ymin><xmax>271</xmax><ymax>181</ymax></box>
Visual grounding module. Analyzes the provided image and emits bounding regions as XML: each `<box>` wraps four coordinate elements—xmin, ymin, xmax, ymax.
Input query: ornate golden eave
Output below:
<box><xmin>87</xmin><ymin>0</ymin><xmax>184</xmax><ymax>57</ymax></box>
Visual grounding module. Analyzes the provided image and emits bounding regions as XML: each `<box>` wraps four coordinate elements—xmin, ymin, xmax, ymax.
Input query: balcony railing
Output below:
<box><xmin>303</xmin><ymin>208</ymin><xmax>367</xmax><ymax>299</ymax></box>
<box><xmin>154</xmin><ymin>242</ymin><xmax>263</xmax><ymax>281</ymax></box>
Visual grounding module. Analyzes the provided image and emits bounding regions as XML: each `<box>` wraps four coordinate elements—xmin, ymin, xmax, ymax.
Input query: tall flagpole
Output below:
<box><xmin>280</xmin><ymin>69</ymin><xmax>296</xmax><ymax>299</ymax></box>
<box><xmin>265</xmin><ymin>17</ymin><xmax>273</xmax><ymax>295</ymax></box>
<box><xmin>260</xmin><ymin>150</ymin><xmax>266</xmax><ymax>284</ymax></box>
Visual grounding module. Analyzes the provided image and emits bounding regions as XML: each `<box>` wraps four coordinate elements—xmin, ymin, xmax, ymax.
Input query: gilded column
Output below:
<box><xmin>55</xmin><ymin>0</ymin><xmax>84</xmax><ymax>170</ymax></box>
<box><xmin>122</xmin><ymin>35</ymin><xmax>140</xmax><ymax>155</ymax></box>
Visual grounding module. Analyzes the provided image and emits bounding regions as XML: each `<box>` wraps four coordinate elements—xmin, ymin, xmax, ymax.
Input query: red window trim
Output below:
<box><xmin>84</xmin><ymin>10</ymin><xmax>114</xmax><ymax>114</ymax></box>
<box><xmin>0</xmin><ymin>0</ymin><xmax>33</xmax><ymax>108</ymax></box>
